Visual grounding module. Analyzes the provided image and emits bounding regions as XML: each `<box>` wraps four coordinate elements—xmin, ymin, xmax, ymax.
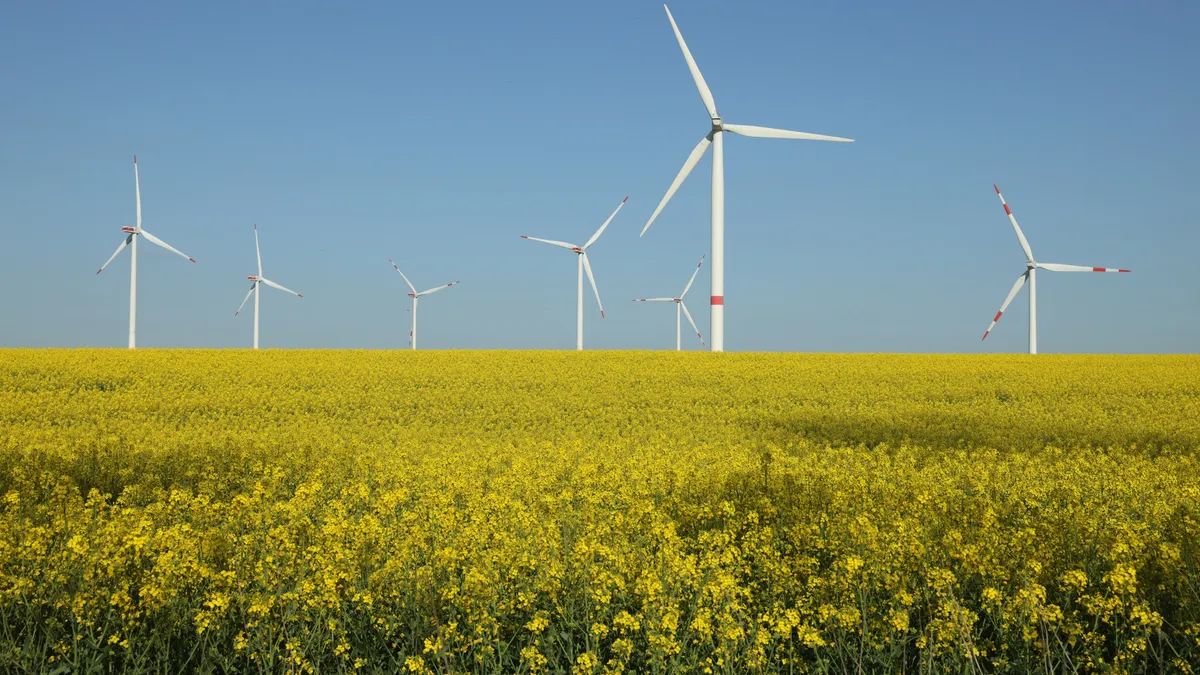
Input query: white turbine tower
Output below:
<box><xmin>982</xmin><ymin>185</ymin><xmax>1130</xmax><ymax>354</ymax></box>
<box><xmin>96</xmin><ymin>155</ymin><xmax>197</xmax><ymax>349</ymax></box>
<box><xmin>522</xmin><ymin>196</ymin><xmax>627</xmax><ymax>351</ymax></box>
<box><xmin>640</xmin><ymin>5</ymin><xmax>854</xmax><ymax>352</ymax></box>
<box><xmin>235</xmin><ymin>224</ymin><xmax>303</xmax><ymax>350</ymax></box>
<box><xmin>389</xmin><ymin>260</ymin><xmax>460</xmax><ymax>350</ymax></box>
<box><xmin>633</xmin><ymin>254</ymin><xmax>707</xmax><ymax>350</ymax></box>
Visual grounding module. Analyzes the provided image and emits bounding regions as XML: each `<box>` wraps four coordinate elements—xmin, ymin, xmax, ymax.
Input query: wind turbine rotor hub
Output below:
<box><xmin>711</xmin><ymin>117</ymin><xmax>723</xmax><ymax>132</ymax></box>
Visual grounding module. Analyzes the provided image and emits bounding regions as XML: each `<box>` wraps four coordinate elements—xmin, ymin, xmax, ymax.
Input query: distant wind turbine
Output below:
<box><xmin>522</xmin><ymin>197</ymin><xmax>627</xmax><ymax>350</ymax></box>
<box><xmin>389</xmin><ymin>260</ymin><xmax>460</xmax><ymax>350</ymax></box>
<box><xmin>982</xmin><ymin>185</ymin><xmax>1130</xmax><ymax>354</ymax></box>
<box><xmin>96</xmin><ymin>155</ymin><xmax>196</xmax><ymax>349</ymax></box>
<box><xmin>633</xmin><ymin>254</ymin><xmax>706</xmax><ymax>350</ymax></box>
<box><xmin>235</xmin><ymin>224</ymin><xmax>302</xmax><ymax>349</ymax></box>
<box><xmin>640</xmin><ymin>5</ymin><xmax>854</xmax><ymax>352</ymax></box>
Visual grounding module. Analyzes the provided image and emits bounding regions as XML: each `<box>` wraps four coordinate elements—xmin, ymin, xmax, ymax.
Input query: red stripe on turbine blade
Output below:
<box><xmin>993</xmin><ymin>184</ymin><xmax>1000</xmax><ymax>194</ymax></box>
<box><xmin>189</xmin><ymin>258</ymin><xmax>196</xmax><ymax>263</ymax></box>
<box><xmin>1003</xmin><ymin>204</ymin><xmax>1012</xmax><ymax>215</ymax></box>
<box><xmin>994</xmin><ymin>311</ymin><xmax>1002</xmax><ymax>322</ymax></box>
<box><xmin>520</xmin><ymin>236</ymin><xmax>528</xmax><ymax>239</ymax></box>
<box><xmin>1119</xmin><ymin>269</ymin><xmax>1131</xmax><ymax>273</ymax></box>
<box><xmin>621</xmin><ymin>196</ymin><xmax>628</xmax><ymax>203</ymax></box>
<box><xmin>711</xmin><ymin>296</ymin><xmax>724</xmax><ymax>305</ymax></box>
<box><xmin>600</xmin><ymin>311</ymin><xmax>605</xmax><ymax>318</ymax></box>
<box><xmin>982</xmin><ymin>331</ymin><xmax>990</xmax><ymax>341</ymax></box>
<box><xmin>1093</xmin><ymin>267</ymin><xmax>1105</xmax><ymax>272</ymax></box>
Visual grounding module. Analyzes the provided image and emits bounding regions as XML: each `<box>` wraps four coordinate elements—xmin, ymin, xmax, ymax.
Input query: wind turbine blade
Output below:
<box><xmin>520</xmin><ymin>236</ymin><xmax>580</xmax><ymax>251</ymax></box>
<box><xmin>388</xmin><ymin>259</ymin><xmax>417</xmax><ymax>294</ymax></box>
<box><xmin>633</xmin><ymin>298</ymin><xmax>676</xmax><ymax>302</ymax></box>
<box><xmin>254</xmin><ymin>224</ymin><xmax>263</xmax><ymax>276</ymax></box>
<box><xmin>994</xmin><ymin>185</ymin><xmax>1034</xmax><ymax>263</ymax></box>
<box><xmin>680</xmin><ymin>254</ymin><xmax>706</xmax><ymax>297</ymax></box>
<box><xmin>583</xmin><ymin>197</ymin><xmax>628</xmax><ymax>250</ymax></box>
<box><xmin>982</xmin><ymin>272</ymin><xmax>1028</xmax><ymax>341</ymax></box>
<box><xmin>582</xmin><ymin>253</ymin><xmax>604</xmax><ymax>318</ymax></box>
<box><xmin>96</xmin><ymin>234</ymin><xmax>133</xmax><ymax>274</ymax></box>
<box><xmin>663</xmin><ymin>5</ymin><xmax>718</xmax><ymax>119</ymax></box>
<box><xmin>234</xmin><ymin>282</ymin><xmax>256</xmax><ymax>315</ymax></box>
<box><xmin>260</xmin><ymin>277</ymin><xmax>302</xmax><ymax>297</ymax></box>
<box><xmin>418</xmin><ymin>280</ymin><xmax>461</xmax><ymax>297</ymax></box>
<box><xmin>133</xmin><ymin>155</ymin><xmax>142</xmax><ymax>230</ymax></box>
<box><xmin>640</xmin><ymin>135</ymin><xmax>712</xmax><ymax>237</ymax></box>
<box><xmin>722</xmin><ymin>124</ymin><xmax>854</xmax><ymax>142</ymax></box>
<box><xmin>139</xmin><ymin>230</ymin><xmax>196</xmax><ymax>263</ymax></box>
<box><xmin>1037</xmin><ymin>263</ymin><xmax>1131</xmax><ymax>273</ymax></box>
<box><xmin>679</xmin><ymin>301</ymin><xmax>705</xmax><ymax>346</ymax></box>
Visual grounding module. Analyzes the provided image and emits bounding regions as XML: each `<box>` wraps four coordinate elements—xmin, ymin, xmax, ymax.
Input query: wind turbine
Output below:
<box><xmin>982</xmin><ymin>185</ymin><xmax>1130</xmax><ymax>354</ymax></box>
<box><xmin>388</xmin><ymin>260</ymin><xmax>460</xmax><ymax>350</ymax></box>
<box><xmin>640</xmin><ymin>5</ymin><xmax>854</xmax><ymax>352</ymax></box>
<box><xmin>234</xmin><ymin>224</ymin><xmax>303</xmax><ymax>349</ymax></box>
<box><xmin>96</xmin><ymin>155</ymin><xmax>196</xmax><ymax>349</ymax></box>
<box><xmin>633</xmin><ymin>254</ymin><xmax>706</xmax><ymax>350</ymax></box>
<box><xmin>521</xmin><ymin>196</ymin><xmax>627</xmax><ymax>350</ymax></box>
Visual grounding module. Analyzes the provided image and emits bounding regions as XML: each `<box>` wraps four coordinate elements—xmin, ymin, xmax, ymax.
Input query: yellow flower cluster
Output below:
<box><xmin>0</xmin><ymin>350</ymin><xmax>1198</xmax><ymax>673</ymax></box>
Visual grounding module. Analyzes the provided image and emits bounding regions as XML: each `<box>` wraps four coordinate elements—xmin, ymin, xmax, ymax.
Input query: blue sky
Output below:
<box><xmin>1</xmin><ymin>1</ymin><xmax>1196</xmax><ymax>352</ymax></box>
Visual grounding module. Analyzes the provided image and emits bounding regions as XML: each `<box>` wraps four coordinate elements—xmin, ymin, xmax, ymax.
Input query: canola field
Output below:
<box><xmin>1</xmin><ymin>350</ymin><xmax>1199</xmax><ymax>674</ymax></box>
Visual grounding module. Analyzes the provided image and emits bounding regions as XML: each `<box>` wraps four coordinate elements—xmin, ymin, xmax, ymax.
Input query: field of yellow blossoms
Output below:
<box><xmin>1</xmin><ymin>349</ymin><xmax>1198</xmax><ymax>673</ymax></box>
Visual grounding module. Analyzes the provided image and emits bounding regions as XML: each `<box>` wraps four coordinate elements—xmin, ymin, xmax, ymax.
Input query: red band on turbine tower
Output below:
<box><xmin>711</xmin><ymin>296</ymin><xmax>724</xmax><ymax>306</ymax></box>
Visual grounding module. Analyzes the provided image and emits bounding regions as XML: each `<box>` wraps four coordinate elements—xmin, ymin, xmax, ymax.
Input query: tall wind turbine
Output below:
<box><xmin>235</xmin><ymin>224</ymin><xmax>303</xmax><ymax>349</ymax></box>
<box><xmin>982</xmin><ymin>185</ymin><xmax>1130</xmax><ymax>354</ymax></box>
<box><xmin>522</xmin><ymin>197</ymin><xmax>627</xmax><ymax>351</ymax></box>
<box><xmin>389</xmin><ymin>260</ymin><xmax>460</xmax><ymax>350</ymax></box>
<box><xmin>96</xmin><ymin>155</ymin><xmax>196</xmax><ymax>349</ymax></box>
<box><xmin>640</xmin><ymin>5</ymin><xmax>854</xmax><ymax>352</ymax></box>
<box><xmin>633</xmin><ymin>254</ymin><xmax>706</xmax><ymax>350</ymax></box>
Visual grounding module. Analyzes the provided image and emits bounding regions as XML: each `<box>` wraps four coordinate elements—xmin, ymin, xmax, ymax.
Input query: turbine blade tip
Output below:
<box><xmin>520</xmin><ymin>235</ymin><xmax>529</xmax><ymax>239</ymax></box>
<box><xmin>1119</xmin><ymin>269</ymin><xmax>1131</xmax><ymax>273</ymax></box>
<box><xmin>133</xmin><ymin>155</ymin><xmax>137</xmax><ymax>164</ymax></box>
<box><xmin>96</xmin><ymin>269</ymin><xmax>102</xmax><ymax>275</ymax></box>
<box><xmin>601</xmin><ymin>311</ymin><xmax>605</xmax><ymax>318</ymax></box>
<box><xmin>982</xmin><ymin>331</ymin><xmax>989</xmax><ymax>341</ymax></box>
<box><xmin>189</xmin><ymin>258</ymin><xmax>196</xmax><ymax>263</ymax></box>
<box><xmin>297</xmin><ymin>294</ymin><xmax>303</xmax><ymax>297</ymax></box>
<box><xmin>622</xmin><ymin>196</ymin><xmax>628</xmax><ymax>203</ymax></box>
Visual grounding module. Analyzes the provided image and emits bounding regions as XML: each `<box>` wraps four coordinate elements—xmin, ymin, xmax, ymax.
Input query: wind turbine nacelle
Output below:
<box><xmin>248</xmin><ymin>276</ymin><xmax>259</xmax><ymax>281</ymax></box>
<box><xmin>121</xmin><ymin>226</ymin><xmax>137</xmax><ymax>233</ymax></box>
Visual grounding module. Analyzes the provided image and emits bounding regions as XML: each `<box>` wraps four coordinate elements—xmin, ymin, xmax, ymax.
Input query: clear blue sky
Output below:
<box><xmin>1</xmin><ymin>1</ymin><xmax>1196</xmax><ymax>352</ymax></box>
